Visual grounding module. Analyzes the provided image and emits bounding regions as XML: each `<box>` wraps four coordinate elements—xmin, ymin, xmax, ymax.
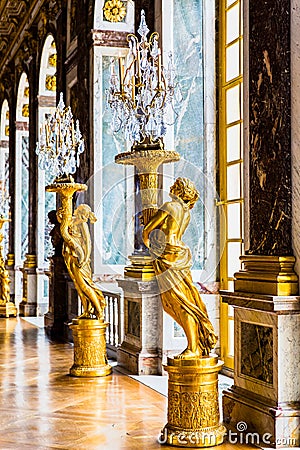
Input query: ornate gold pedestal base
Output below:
<box><xmin>161</xmin><ymin>356</ymin><xmax>226</xmax><ymax>448</ymax></box>
<box><xmin>69</xmin><ymin>318</ymin><xmax>112</xmax><ymax>377</ymax></box>
<box><xmin>234</xmin><ymin>255</ymin><xmax>298</xmax><ymax>295</ymax></box>
<box><xmin>124</xmin><ymin>254</ymin><xmax>155</xmax><ymax>280</ymax></box>
<box><xmin>0</xmin><ymin>302</ymin><xmax>17</xmax><ymax>317</ymax></box>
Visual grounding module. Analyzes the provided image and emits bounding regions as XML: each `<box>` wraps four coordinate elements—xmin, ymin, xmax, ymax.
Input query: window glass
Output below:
<box><xmin>226</xmin><ymin>3</ymin><xmax>240</xmax><ymax>44</ymax></box>
<box><xmin>226</xmin><ymin>123</ymin><xmax>241</xmax><ymax>162</ymax></box>
<box><xmin>226</xmin><ymin>41</ymin><xmax>240</xmax><ymax>81</ymax></box>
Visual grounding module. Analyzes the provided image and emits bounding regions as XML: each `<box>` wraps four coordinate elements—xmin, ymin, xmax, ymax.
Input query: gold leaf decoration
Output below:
<box><xmin>48</xmin><ymin>53</ymin><xmax>57</xmax><ymax>67</ymax></box>
<box><xmin>103</xmin><ymin>0</ymin><xmax>127</xmax><ymax>23</ymax></box>
<box><xmin>22</xmin><ymin>104</ymin><xmax>29</xmax><ymax>117</ymax></box>
<box><xmin>45</xmin><ymin>74</ymin><xmax>56</xmax><ymax>91</ymax></box>
<box><xmin>5</xmin><ymin>125</ymin><xmax>9</xmax><ymax>136</ymax></box>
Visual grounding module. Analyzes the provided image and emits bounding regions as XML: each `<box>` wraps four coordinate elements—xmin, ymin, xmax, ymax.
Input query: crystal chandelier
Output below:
<box><xmin>106</xmin><ymin>9</ymin><xmax>182</xmax><ymax>146</ymax></box>
<box><xmin>36</xmin><ymin>92</ymin><xmax>85</xmax><ymax>181</ymax></box>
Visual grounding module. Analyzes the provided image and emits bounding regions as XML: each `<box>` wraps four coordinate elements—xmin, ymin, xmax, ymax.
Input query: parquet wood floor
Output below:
<box><xmin>0</xmin><ymin>318</ymin><xmax>257</xmax><ymax>449</ymax></box>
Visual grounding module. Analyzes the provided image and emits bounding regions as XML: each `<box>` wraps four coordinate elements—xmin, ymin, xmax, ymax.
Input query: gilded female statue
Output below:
<box><xmin>142</xmin><ymin>177</ymin><xmax>217</xmax><ymax>358</ymax></box>
<box><xmin>57</xmin><ymin>204</ymin><xmax>105</xmax><ymax>320</ymax></box>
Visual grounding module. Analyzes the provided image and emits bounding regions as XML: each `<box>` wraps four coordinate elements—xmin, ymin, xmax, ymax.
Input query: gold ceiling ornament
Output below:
<box><xmin>24</xmin><ymin>86</ymin><xmax>29</xmax><ymax>97</ymax></box>
<box><xmin>48</xmin><ymin>53</ymin><xmax>57</xmax><ymax>67</ymax></box>
<box><xmin>5</xmin><ymin>111</ymin><xmax>9</xmax><ymax>120</ymax></box>
<box><xmin>22</xmin><ymin>104</ymin><xmax>29</xmax><ymax>117</ymax></box>
<box><xmin>103</xmin><ymin>0</ymin><xmax>127</xmax><ymax>23</ymax></box>
<box><xmin>45</xmin><ymin>74</ymin><xmax>56</xmax><ymax>91</ymax></box>
<box><xmin>5</xmin><ymin>125</ymin><xmax>9</xmax><ymax>136</ymax></box>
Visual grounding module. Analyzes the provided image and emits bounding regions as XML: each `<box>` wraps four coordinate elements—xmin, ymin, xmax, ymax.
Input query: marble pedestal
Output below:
<box><xmin>18</xmin><ymin>271</ymin><xmax>37</xmax><ymax>316</ymax></box>
<box><xmin>0</xmin><ymin>302</ymin><xmax>17</xmax><ymax>317</ymax></box>
<box><xmin>6</xmin><ymin>253</ymin><xmax>15</xmax><ymax>304</ymax></box>
<box><xmin>117</xmin><ymin>277</ymin><xmax>161</xmax><ymax>375</ymax></box>
<box><xmin>221</xmin><ymin>291</ymin><xmax>300</xmax><ymax>448</ymax></box>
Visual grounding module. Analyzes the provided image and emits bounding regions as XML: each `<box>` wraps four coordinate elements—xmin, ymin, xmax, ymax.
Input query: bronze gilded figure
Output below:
<box><xmin>57</xmin><ymin>203</ymin><xmax>106</xmax><ymax>320</ymax></box>
<box><xmin>143</xmin><ymin>177</ymin><xmax>217</xmax><ymax>358</ymax></box>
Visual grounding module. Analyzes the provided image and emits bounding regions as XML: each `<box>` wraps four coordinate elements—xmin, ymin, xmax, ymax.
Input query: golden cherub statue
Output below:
<box><xmin>57</xmin><ymin>203</ymin><xmax>105</xmax><ymax>320</ymax></box>
<box><xmin>143</xmin><ymin>177</ymin><xmax>217</xmax><ymax>358</ymax></box>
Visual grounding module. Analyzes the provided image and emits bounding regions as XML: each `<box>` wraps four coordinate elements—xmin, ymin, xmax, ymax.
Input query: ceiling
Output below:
<box><xmin>0</xmin><ymin>0</ymin><xmax>36</xmax><ymax>75</ymax></box>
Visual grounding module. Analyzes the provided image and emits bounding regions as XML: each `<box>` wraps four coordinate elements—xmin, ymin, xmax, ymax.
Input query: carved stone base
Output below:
<box><xmin>116</xmin><ymin>278</ymin><xmax>161</xmax><ymax>374</ymax></box>
<box><xmin>69</xmin><ymin>318</ymin><xmax>112</xmax><ymax>377</ymax></box>
<box><xmin>18</xmin><ymin>302</ymin><xmax>37</xmax><ymax>317</ymax></box>
<box><xmin>0</xmin><ymin>302</ymin><xmax>17</xmax><ymax>317</ymax></box>
<box><xmin>19</xmin><ymin>255</ymin><xmax>38</xmax><ymax>317</ymax></box>
<box><xmin>223</xmin><ymin>386</ymin><xmax>300</xmax><ymax>448</ymax></box>
<box><xmin>221</xmin><ymin>290</ymin><xmax>300</xmax><ymax>448</ymax></box>
<box><xmin>117</xmin><ymin>341</ymin><xmax>160</xmax><ymax>375</ymax></box>
<box><xmin>161</xmin><ymin>355</ymin><xmax>226</xmax><ymax>447</ymax></box>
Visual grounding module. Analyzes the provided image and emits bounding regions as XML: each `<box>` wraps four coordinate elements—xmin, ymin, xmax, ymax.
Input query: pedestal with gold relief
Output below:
<box><xmin>19</xmin><ymin>254</ymin><xmax>38</xmax><ymax>316</ymax></box>
<box><xmin>0</xmin><ymin>302</ymin><xmax>17</xmax><ymax>318</ymax></box>
<box><xmin>161</xmin><ymin>355</ymin><xmax>226</xmax><ymax>447</ymax></box>
<box><xmin>69</xmin><ymin>318</ymin><xmax>112</xmax><ymax>377</ymax></box>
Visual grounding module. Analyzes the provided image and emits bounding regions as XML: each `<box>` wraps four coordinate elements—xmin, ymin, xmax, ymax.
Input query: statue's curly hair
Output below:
<box><xmin>170</xmin><ymin>177</ymin><xmax>199</xmax><ymax>207</ymax></box>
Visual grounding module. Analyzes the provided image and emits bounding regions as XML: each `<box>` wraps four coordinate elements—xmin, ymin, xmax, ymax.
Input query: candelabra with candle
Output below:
<box><xmin>107</xmin><ymin>11</ymin><xmax>225</xmax><ymax>446</ymax></box>
<box><xmin>107</xmin><ymin>9</ymin><xmax>181</xmax><ymax>278</ymax></box>
<box><xmin>37</xmin><ymin>93</ymin><xmax>111</xmax><ymax>377</ymax></box>
<box><xmin>107</xmin><ymin>9</ymin><xmax>181</xmax><ymax>147</ymax></box>
<box><xmin>0</xmin><ymin>185</ymin><xmax>16</xmax><ymax>318</ymax></box>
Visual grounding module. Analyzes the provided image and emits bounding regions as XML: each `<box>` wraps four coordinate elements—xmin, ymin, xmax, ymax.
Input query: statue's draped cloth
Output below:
<box><xmin>62</xmin><ymin>221</ymin><xmax>105</xmax><ymax>312</ymax></box>
<box><xmin>150</xmin><ymin>237</ymin><xmax>217</xmax><ymax>355</ymax></box>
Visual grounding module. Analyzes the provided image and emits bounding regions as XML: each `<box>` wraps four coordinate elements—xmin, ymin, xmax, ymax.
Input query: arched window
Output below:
<box><xmin>15</xmin><ymin>73</ymin><xmax>30</xmax><ymax>305</ymax></box>
<box><xmin>37</xmin><ymin>34</ymin><xmax>57</xmax><ymax>267</ymax></box>
<box><xmin>0</xmin><ymin>99</ymin><xmax>10</xmax><ymax>255</ymax></box>
<box><xmin>90</xmin><ymin>0</ymin><xmax>135</xmax><ymax>277</ymax></box>
<box><xmin>36</xmin><ymin>34</ymin><xmax>57</xmax><ymax>312</ymax></box>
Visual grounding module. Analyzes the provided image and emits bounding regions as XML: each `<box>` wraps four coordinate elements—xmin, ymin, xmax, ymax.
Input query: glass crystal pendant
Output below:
<box><xmin>106</xmin><ymin>10</ymin><xmax>182</xmax><ymax>147</ymax></box>
<box><xmin>36</xmin><ymin>92</ymin><xmax>85</xmax><ymax>182</ymax></box>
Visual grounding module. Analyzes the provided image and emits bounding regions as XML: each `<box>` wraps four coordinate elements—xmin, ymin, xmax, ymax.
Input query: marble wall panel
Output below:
<box><xmin>277</xmin><ymin>314</ymin><xmax>300</xmax><ymax>402</ymax></box>
<box><xmin>235</xmin><ymin>307</ymin><xmax>278</xmax><ymax>401</ymax></box>
<box><xmin>172</xmin><ymin>0</ymin><xmax>205</xmax><ymax>270</ymax></box>
<box><xmin>235</xmin><ymin>306</ymin><xmax>300</xmax><ymax>404</ymax></box>
<box><xmin>291</xmin><ymin>0</ymin><xmax>300</xmax><ymax>279</ymax></box>
<box><xmin>248</xmin><ymin>0</ymin><xmax>292</xmax><ymax>256</ymax></box>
